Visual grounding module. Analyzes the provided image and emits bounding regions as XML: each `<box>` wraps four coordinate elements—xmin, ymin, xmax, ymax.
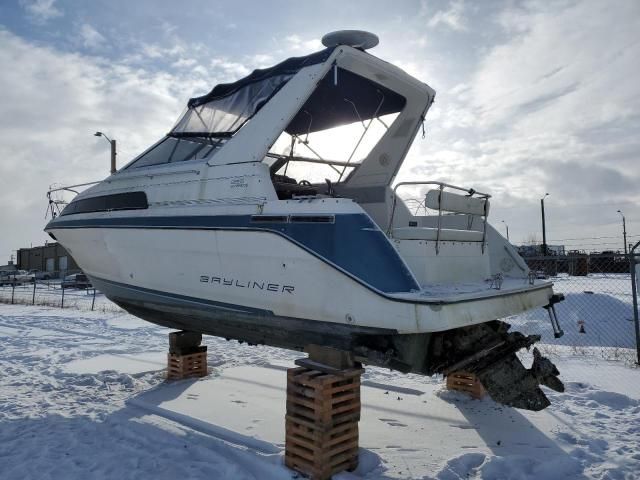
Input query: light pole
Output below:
<box><xmin>541</xmin><ymin>193</ymin><xmax>549</xmax><ymax>256</ymax></box>
<box><xmin>501</xmin><ymin>220</ymin><xmax>510</xmax><ymax>241</ymax></box>
<box><xmin>617</xmin><ymin>210</ymin><xmax>628</xmax><ymax>255</ymax></box>
<box><xmin>94</xmin><ymin>132</ymin><xmax>117</xmax><ymax>174</ymax></box>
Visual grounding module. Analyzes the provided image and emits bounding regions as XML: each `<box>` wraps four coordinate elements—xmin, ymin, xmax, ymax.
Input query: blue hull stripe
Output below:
<box><xmin>47</xmin><ymin>213</ymin><xmax>420</xmax><ymax>294</ymax></box>
<box><xmin>92</xmin><ymin>276</ymin><xmax>274</xmax><ymax>315</ymax></box>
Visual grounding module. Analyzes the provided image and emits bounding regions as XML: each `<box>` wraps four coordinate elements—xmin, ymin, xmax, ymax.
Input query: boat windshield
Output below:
<box><xmin>124</xmin><ymin>135</ymin><xmax>226</xmax><ymax>170</ymax></box>
<box><xmin>266</xmin><ymin>112</ymin><xmax>399</xmax><ymax>184</ymax></box>
<box><xmin>266</xmin><ymin>67</ymin><xmax>406</xmax><ymax>184</ymax></box>
<box><xmin>170</xmin><ymin>48</ymin><xmax>335</xmax><ymax>139</ymax></box>
<box><xmin>125</xmin><ymin>49</ymin><xmax>336</xmax><ymax>170</ymax></box>
<box><xmin>171</xmin><ymin>73</ymin><xmax>293</xmax><ymax>138</ymax></box>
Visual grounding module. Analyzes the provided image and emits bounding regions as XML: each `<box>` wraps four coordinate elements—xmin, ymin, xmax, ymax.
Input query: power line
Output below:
<box><xmin>547</xmin><ymin>234</ymin><xmax>640</xmax><ymax>242</ymax></box>
<box><xmin>521</xmin><ymin>241</ymin><xmax>626</xmax><ymax>247</ymax></box>
<box><xmin>496</xmin><ymin>198</ymin><xmax>639</xmax><ymax>211</ymax></box>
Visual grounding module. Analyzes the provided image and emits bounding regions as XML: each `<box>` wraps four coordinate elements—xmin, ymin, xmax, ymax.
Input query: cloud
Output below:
<box><xmin>141</xmin><ymin>43</ymin><xmax>185</xmax><ymax>59</ymax></box>
<box><xmin>0</xmin><ymin>28</ymin><xmax>208</xmax><ymax>257</ymax></box>
<box><xmin>470</xmin><ymin>1</ymin><xmax>640</xmax><ymax>131</ymax></box>
<box><xmin>427</xmin><ymin>0</ymin><xmax>467</xmax><ymax>31</ymax></box>
<box><xmin>285</xmin><ymin>34</ymin><xmax>323</xmax><ymax>52</ymax></box>
<box><xmin>19</xmin><ymin>0</ymin><xmax>62</xmax><ymax>24</ymax></box>
<box><xmin>210</xmin><ymin>58</ymin><xmax>250</xmax><ymax>81</ymax></box>
<box><xmin>79</xmin><ymin>23</ymin><xmax>106</xmax><ymax>49</ymax></box>
<box><xmin>171</xmin><ymin>58</ymin><xmax>197</xmax><ymax>68</ymax></box>
<box><xmin>247</xmin><ymin>53</ymin><xmax>275</xmax><ymax>68</ymax></box>
<box><xmin>403</xmin><ymin>0</ymin><xmax>640</xmax><ymax>244</ymax></box>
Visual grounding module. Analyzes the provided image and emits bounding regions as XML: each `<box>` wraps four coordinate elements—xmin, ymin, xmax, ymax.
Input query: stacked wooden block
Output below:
<box><xmin>285</xmin><ymin>366</ymin><xmax>363</xmax><ymax>480</ymax></box>
<box><xmin>446</xmin><ymin>371</ymin><xmax>486</xmax><ymax>399</ymax></box>
<box><xmin>167</xmin><ymin>331</ymin><xmax>208</xmax><ymax>380</ymax></box>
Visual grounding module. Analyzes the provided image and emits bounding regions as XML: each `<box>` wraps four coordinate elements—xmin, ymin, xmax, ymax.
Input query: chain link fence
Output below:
<box><xmin>0</xmin><ymin>269</ymin><xmax>121</xmax><ymax>313</ymax></box>
<box><xmin>2</xmin><ymin>255</ymin><xmax>640</xmax><ymax>365</ymax></box>
<box><xmin>509</xmin><ymin>253</ymin><xmax>640</xmax><ymax>365</ymax></box>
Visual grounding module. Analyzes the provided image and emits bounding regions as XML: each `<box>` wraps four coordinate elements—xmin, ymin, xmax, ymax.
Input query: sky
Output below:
<box><xmin>0</xmin><ymin>0</ymin><xmax>638</xmax><ymax>262</ymax></box>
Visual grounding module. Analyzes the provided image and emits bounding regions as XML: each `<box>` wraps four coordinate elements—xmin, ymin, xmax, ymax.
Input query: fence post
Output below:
<box><xmin>61</xmin><ymin>285</ymin><xmax>65</xmax><ymax>309</ymax></box>
<box><xmin>32</xmin><ymin>280</ymin><xmax>37</xmax><ymax>305</ymax></box>
<box><xmin>91</xmin><ymin>288</ymin><xmax>96</xmax><ymax>311</ymax></box>
<box><xmin>11</xmin><ymin>282</ymin><xmax>15</xmax><ymax>304</ymax></box>
<box><xmin>629</xmin><ymin>248</ymin><xmax>640</xmax><ymax>366</ymax></box>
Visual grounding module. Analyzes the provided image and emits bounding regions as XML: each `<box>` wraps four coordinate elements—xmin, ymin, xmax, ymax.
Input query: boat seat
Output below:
<box><xmin>393</xmin><ymin>227</ymin><xmax>484</xmax><ymax>242</ymax></box>
<box><xmin>425</xmin><ymin>190</ymin><xmax>490</xmax><ymax>216</ymax></box>
<box><xmin>272</xmin><ymin>174</ymin><xmax>318</xmax><ymax>199</ymax></box>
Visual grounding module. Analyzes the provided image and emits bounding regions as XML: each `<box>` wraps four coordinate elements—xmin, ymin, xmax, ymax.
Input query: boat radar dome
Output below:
<box><xmin>321</xmin><ymin>30</ymin><xmax>379</xmax><ymax>50</ymax></box>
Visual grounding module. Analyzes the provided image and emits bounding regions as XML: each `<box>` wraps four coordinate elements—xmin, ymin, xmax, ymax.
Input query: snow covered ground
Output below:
<box><xmin>509</xmin><ymin>273</ymin><xmax>638</xmax><ymax>364</ymax></box>
<box><xmin>1</xmin><ymin>303</ymin><xmax>639</xmax><ymax>479</ymax></box>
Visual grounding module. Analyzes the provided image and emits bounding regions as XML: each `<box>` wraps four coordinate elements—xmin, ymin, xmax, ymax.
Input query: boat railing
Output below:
<box><xmin>388</xmin><ymin>181</ymin><xmax>491</xmax><ymax>253</ymax></box>
<box><xmin>46</xmin><ymin>181</ymin><xmax>102</xmax><ymax>219</ymax></box>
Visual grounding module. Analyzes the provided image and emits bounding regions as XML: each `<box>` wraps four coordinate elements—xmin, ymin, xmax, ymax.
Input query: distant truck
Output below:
<box><xmin>61</xmin><ymin>273</ymin><xmax>92</xmax><ymax>290</ymax></box>
<box><xmin>28</xmin><ymin>269</ymin><xmax>53</xmax><ymax>280</ymax></box>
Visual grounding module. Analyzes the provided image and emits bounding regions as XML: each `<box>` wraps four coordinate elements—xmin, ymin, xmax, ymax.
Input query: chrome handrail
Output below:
<box><xmin>48</xmin><ymin>180</ymin><xmax>102</xmax><ymax>195</ymax></box>
<box><xmin>388</xmin><ymin>181</ymin><xmax>491</xmax><ymax>254</ymax></box>
<box><xmin>46</xmin><ymin>181</ymin><xmax>103</xmax><ymax>219</ymax></box>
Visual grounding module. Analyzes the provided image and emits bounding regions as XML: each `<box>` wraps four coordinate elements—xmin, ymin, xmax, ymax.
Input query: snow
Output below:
<box><xmin>1</xmin><ymin>303</ymin><xmax>640</xmax><ymax>479</ymax></box>
<box><xmin>509</xmin><ymin>273</ymin><xmax>638</xmax><ymax>364</ymax></box>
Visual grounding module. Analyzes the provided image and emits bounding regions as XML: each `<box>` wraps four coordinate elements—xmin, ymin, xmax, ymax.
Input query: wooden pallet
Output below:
<box><xmin>285</xmin><ymin>366</ymin><xmax>363</xmax><ymax>480</ymax></box>
<box><xmin>167</xmin><ymin>348</ymin><xmax>207</xmax><ymax>380</ymax></box>
<box><xmin>446</xmin><ymin>371</ymin><xmax>486</xmax><ymax>399</ymax></box>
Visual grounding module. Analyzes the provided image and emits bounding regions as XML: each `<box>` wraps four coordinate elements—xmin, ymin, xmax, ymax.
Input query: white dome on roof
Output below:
<box><xmin>321</xmin><ymin>30</ymin><xmax>379</xmax><ymax>50</ymax></box>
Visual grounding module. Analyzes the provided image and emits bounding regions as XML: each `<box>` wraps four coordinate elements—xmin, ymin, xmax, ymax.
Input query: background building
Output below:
<box><xmin>16</xmin><ymin>242</ymin><xmax>79</xmax><ymax>275</ymax></box>
<box><xmin>0</xmin><ymin>261</ymin><xmax>17</xmax><ymax>272</ymax></box>
<box><xmin>516</xmin><ymin>244</ymin><xmax>566</xmax><ymax>257</ymax></box>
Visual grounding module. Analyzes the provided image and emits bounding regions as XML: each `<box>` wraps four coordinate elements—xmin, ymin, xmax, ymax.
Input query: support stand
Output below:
<box><xmin>285</xmin><ymin>346</ymin><xmax>363</xmax><ymax>480</ymax></box>
<box><xmin>446</xmin><ymin>371</ymin><xmax>486</xmax><ymax>399</ymax></box>
<box><xmin>167</xmin><ymin>331</ymin><xmax>207</xmax><ymax>380</ymax></box>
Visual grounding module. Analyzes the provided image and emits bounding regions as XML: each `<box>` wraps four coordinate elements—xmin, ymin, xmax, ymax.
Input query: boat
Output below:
<box><xmin>45</xmin><ymin>30</ymin><xmax>565</xmax><ymax>410</ymax></box>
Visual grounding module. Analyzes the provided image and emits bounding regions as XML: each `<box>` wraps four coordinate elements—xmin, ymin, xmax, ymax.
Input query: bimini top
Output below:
<box><xmin>170</xmin><ymin>46</ymin><xmax>406</xmax><ymax>138</ymax></box>
<box><xmin>187</xmin><ymin>48</ymin><xmax>335</xmax><ymax>109</ymax></box>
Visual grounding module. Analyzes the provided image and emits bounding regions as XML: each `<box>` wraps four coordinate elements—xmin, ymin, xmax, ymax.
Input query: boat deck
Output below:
<box><xmin>390</xmin><ymin>278</ymin><xmax>553</xmax><ymax>304</ymax></box>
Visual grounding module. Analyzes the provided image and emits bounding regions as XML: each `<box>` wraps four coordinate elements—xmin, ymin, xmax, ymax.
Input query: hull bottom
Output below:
<box><xmin>97</xmin><ymin>276</ymin><xmax>564</xmax><ymax>411</ymax></box>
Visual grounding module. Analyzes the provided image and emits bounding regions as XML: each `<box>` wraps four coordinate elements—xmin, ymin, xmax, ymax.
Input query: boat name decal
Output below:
<box><xmin>230</xmin><ymin>177</ymin><xmax>248</xmax><ymax>188</ymax></box>
<box><xmin>199</xmin><ymin>275</ymin><xmax>295</xmax><ymax>294</ymax></box>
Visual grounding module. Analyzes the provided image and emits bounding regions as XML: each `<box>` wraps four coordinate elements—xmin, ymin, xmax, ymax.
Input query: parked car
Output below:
<box><xmin>534</xmin><ymin>270</ymin><xmax>549</xmax><ymax>280</ymax></box>
<box><xmin>2</xmin><ymin>270</ymin><xmax>35</xmax><ymax>284</ymax></box>
<box><xmin>0</xmin><ymin>270</ymin><xmax>13</xmax><ymax>285</ymax></box>
<box><xmin>28</xmin><ymin>269</ymin><xmax>52</xmax><ymax>280</ymax></box>
<box><xmin>61</xmin><ymin>273</ymin><xmax>92</xmax><ymax>289</ymax></box>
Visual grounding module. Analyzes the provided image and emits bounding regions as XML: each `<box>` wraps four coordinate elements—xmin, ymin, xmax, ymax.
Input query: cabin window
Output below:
<box><xmin>61</xmin><ymin>192</ymin><xmax>148</xmax><ymax>216</ymax></box>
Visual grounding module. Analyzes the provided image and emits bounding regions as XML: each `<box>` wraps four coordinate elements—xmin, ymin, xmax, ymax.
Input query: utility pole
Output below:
<box><xmin>501</xmin><ymin>220</ymin><xmax>510</xmax><ymax>241</ymax></box>
<box><xmin>541</xmin><ymin>193</ymin><xmax>549</xmax><ymax>256</ymax></box>
<box><xmin>110</xmin><ymin>138</ymin><xmax>117</xmax><ymax>174</ymax></box>
<box><xmin>617</xmin><ymin>210</ymin><xmax>628</xmax><ymax>255</ymax></box>
<box><xmin>95</xmin><ymin>132</ymin><xmax>117</xmax><ymax>174</ymax></box>
<box><xmin>630</xmin><ymin>240</ymin><xmax>640</xmax><ymax>365</ymax></box>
